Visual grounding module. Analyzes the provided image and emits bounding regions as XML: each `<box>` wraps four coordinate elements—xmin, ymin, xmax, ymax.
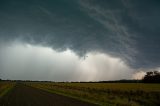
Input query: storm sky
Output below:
<box><xmin>0</xmin><ymin>0</ymin><xmax>160</xmax><ymax>81</ymax></box>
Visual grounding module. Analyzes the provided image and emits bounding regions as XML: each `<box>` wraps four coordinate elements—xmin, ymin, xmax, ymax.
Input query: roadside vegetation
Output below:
<box><xmin>26</xmin><ymin>82</ymin><xmax>160</xmax><ymax>106</ymax></box>
<box><xmin>0</xmin><ymin>81</ymin><xmax>15</xmax><ymax>98</ymax></box>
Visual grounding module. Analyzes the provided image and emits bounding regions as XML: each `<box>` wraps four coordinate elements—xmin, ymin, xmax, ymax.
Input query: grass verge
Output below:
<box><xmin>0</xmin><ymin>82</ymin><xmax>16</xmax><ymax>98</ymax></box>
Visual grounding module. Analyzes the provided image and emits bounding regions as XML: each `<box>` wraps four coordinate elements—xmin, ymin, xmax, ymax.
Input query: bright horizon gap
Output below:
<box><xmin>0</xmin><ymin>42</ymin><xmax>137</xmax><ymax>81</ymax></box>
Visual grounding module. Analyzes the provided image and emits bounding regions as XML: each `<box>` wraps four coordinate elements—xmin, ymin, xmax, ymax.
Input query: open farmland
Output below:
<box><xmin>26</xmin><ymin>82</ymin><xmax>160</xmax><ymax>106</ymax></box>
<box><xmin>0</xmin><ymin>81</ymin><xmax>160</xmax><ymax>106</ymax></box>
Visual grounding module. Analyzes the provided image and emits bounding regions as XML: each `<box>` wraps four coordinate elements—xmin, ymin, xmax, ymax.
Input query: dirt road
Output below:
<box><xmin>0</xmin><ymin>83</ymin><xmax>97</xmax><ymax>106</ymax></box>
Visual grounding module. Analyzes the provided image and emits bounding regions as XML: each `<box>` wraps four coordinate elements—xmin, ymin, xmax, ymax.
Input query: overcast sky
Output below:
<box><xmin>0</xmin><ymin>0</ymin><xmax>160</xmax><ymax>81</ymax></box>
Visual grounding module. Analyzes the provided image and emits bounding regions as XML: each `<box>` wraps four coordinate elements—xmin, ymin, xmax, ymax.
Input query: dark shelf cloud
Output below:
<box><xmin>0</xmin><ymin>0</ymin><xmax>160</xmax><ymax>81</ymax></box>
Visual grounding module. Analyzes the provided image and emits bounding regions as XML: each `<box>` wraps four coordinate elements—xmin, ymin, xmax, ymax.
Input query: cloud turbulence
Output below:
<box><xmin>0</xmin><ymin>0</ymin><xmax>160</xmax><ymax>81</ymax></box>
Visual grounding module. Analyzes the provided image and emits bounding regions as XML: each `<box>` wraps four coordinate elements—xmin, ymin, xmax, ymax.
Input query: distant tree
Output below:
<box><xmin>142</xmin><ymin>71</ymin><xmax>160</xmax><ymax>83</ymax></box>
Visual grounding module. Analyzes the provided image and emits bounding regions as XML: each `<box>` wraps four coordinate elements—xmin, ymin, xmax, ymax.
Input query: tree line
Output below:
<box><xmin>0</xmin><ymin>71</ymin><xmax>160</xmax><ymax>83</ymax></box>
<box><xmin>142</xmin><ymin>71</ymin><xmax>160</xmax><ymax>83</ymax></box>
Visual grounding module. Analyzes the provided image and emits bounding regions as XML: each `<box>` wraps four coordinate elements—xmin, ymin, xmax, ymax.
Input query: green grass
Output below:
<box><xmin>26</xmin><ymin>82</ymin><xmax>160</xmax><ymax>106</ymax></box>
<box><xmin>0</xmin><ymin>81</ymin><xmax>15</xmax><ymax>98</ymax></box>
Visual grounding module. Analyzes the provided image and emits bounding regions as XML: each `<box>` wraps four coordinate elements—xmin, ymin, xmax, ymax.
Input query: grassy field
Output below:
<box><xmin>0</xmin><ymin>81</ymin><xmax>15</xmax><ymax>98</ymax></box>
<box><xmin>26</xmin><ymin>82</ymin><xmax>160</xmax><ymax>106</ymax></box>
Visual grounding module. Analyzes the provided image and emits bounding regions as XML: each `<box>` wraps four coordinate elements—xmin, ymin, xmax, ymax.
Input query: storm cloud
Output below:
<box><xmin>0</xmin><ymin>0</ymin><xmax>160</xmax><ymax>81</ymax></box>
<box><xmin>0</xmin><ymin>41</ymin><xmax>133</xmax><ymax>81</ymax></box>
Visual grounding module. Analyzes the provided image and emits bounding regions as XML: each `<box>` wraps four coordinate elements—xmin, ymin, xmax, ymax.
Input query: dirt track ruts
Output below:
<box><xmin>0</xmin><ymin>83</ymin><xmax>97</xmax><ymax>106</ymax></box>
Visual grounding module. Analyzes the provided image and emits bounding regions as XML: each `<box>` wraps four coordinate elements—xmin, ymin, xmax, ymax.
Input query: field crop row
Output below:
<box><xmin>26</xmin><ymin>82</ymin><xmax>160</xmax><ymax>106</ymax></box>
